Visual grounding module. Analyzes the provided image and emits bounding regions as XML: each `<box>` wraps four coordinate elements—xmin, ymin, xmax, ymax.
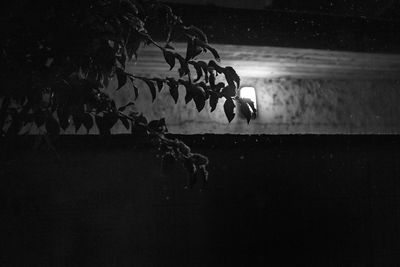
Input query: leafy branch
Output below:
<box><xmin>0</xmin><ymin>0</ymin><xmax>254</xmax><ymax>187</ymax></box>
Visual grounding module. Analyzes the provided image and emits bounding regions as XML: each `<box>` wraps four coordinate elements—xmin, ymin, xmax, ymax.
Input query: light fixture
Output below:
<box><xmin>238</xmin><ymin>86</ymin><xmax>257</xmax><ymax>121</ymax></box>
<box><xmin>239</xmin><ymin>86</ymin><xmax>257</xmax><ymax>108</ymax></box>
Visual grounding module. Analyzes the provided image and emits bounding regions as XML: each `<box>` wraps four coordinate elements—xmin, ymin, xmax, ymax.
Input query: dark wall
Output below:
<box><xmin>157</xmin><ymin>4</ymin><xmax>400</xmax><ymax>54</ymax></box>
<box><xmin>2</xmin><ymin>135</ymin><xmax>400</xmax><ymax>266</ymax></box>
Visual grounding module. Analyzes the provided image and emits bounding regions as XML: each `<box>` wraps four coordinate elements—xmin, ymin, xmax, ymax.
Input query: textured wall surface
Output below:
<box><xmin>109</xmin><ymin>77</ymin><xmax>400</xmax><ymax>134</ymax></box>
<box><xmin>12</xmin><ymin>76</ymin><xmax>399</xmax><ymax>135</ymax></box>
<box><xmin>6</xmin><ymin>43</ymin><xmax>400</xmax><ymax>135</ymax></box>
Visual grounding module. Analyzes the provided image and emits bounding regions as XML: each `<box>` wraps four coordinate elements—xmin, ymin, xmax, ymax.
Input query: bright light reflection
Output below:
<box><xmin>239</xmin><ymin>87</ymin><xmax>257</xmax><ymax>108</ymax></box>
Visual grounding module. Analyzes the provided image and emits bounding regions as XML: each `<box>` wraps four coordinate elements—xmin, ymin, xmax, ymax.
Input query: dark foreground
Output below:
<box><xmin>2</xmin><ymin>135</ymin><xmax>400</xmax><ymax>266</ymax></box>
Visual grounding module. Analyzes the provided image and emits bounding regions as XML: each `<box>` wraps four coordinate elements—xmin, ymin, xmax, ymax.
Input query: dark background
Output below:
<box><xmin>160</xmin><ymin>3</ymin><xmax>400</xmax><ymax>54</ymax></box>
<box><xmin>2</xmin><ymin>135</ymin><xmax>400</xmax><ymax>266</ymax></box>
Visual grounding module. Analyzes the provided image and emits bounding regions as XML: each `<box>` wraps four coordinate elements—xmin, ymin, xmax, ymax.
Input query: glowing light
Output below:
<box><xmin>239</xmin><ymin>86</ymin><xmax>257</xmax><ymax>107</ymax></box>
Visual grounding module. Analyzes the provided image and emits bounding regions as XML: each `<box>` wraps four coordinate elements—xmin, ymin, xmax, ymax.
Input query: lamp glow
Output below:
<box><xmin>239</xmin><ymin>87</ymin><xmax>257</xmax><ymax>107</ymax></box>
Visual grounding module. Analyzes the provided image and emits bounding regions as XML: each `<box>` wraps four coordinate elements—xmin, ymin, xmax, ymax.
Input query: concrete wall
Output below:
<box><xmin>110</xmin><ymin>77</ymin><xmax>400</xmax><ymax>134</ymax></box>
<box><xmin>7</xmin><ymin>75</ymin><xmax>400</xmax><ymax>135</ymax></box>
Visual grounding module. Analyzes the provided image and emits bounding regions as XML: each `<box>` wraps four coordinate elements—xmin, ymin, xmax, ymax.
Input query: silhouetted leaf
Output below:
<box><xmin>209</xmin><ymin>91</ymin><xmax>219</xmax><ymax>112</ymax></box>
<box><xmin>185</xmin><ymin>88</ymin><xmax>193</xmax><ymax>104</ymax></box>
<box><xmin>166</xmin><ymin>78</ymin><xmax>179</xmax><ymax>103</ymax></box>
<box><xmin>185</xmin><ymin>37</ymin><xmax>203</xmax><ymax>60</ymax></box>
<box><xmin>126</xmin><ymin>14</ymin><xmax>145</xmax><ymax>31</ymax></box>
<box><xmin>118</xmin><ymin>102</ymin><xmax>135</xmax><ymax>112</ymax></box>
<box><xmin>195</xmin><ymin>39</ymin><xmax>221</xmax><ymax>62</ymax></box>
<box><xmin>116</xmin><ymin>68</ymin><xmax>127</xmax><ymax>90</ymax></box>
<box><xmin>128</xmin><ymin>76</ymin><xmax>139</xmax><ymax>99</ymax></box>
<box><xmin>117</xmin><ymin>48</ymin><xmax>127</xmax><ymax>67</ymax></box>
<box><xmin>95</xmin><ymin>115</ymin><xmax>108</xmax><ymax>135</ymax></box>
<box><xmin>82</xmin><ymin>113</ymin><xmax>94</xmax><ymax>133</ymax></box>
<box><xmin>160</xmin><ymin>118</ymin><xmax>167</xmax><ymax>132</ymax></box>
<box><xmin>120</xmin><ymin>116</ymin><xmax>130</xmax><ymax>130</ymax></box>
<box><xmin>153</xmin><ymin>78</ymin><xmax>164</xmax><ymax>92</ymax></box>
<box><xmin>223</xmin><ymin>97</ymin><xmax>235</xmax><ymax>123</ymax></box>
<box><xmin>73</xmin><ymin>115</ymin><xmax>83</xmax><ymax>133</ymax></box>
<box><xmin>208</xmin><ymin>60</ymin><xmax>224</xmax><ymax>74</ymax></box>
<box><xmin>214</xmin><ymin>82</ymin><xmax>225</xmax><ymax>93</ymax></box>
<box><xmin>191</xmin><ymin>85</ymin><xmax>206</xmax><ymax>112</ymax></box>
<box><xmin>197</xmin><ymin>82</ymin><xmax>210</xmax><ymax>99</ymax></box>
<box><xmin>224</xmin><ymin>66</ymin><xmax>240</xmax><ymax>88</ymax></box>
<box><xmin>209</xmin><ymin>71</ymin><xmax>216</xmax><ymax>89</ymax></box>
<box><xmin>102</xmin><ymin>72</ymin><xmax>110</xmax><ymax>88</ymax></box>
<box><xmin>140</xmin><ymin>78</ymin><xmax>157</xmax><ymax>102</ymax></box>
<box><xmin>185</xmin><ymin>37</ymin><xmax>195</xmax><ymax>60</ymax></box>
<box><xmin>148</xmin><ymin>118</ymin><xmax>167</xmax><ymax>133</ymax></box>
<box><xmin>57</xmin><ymin>108</ymin><xmax>70</xmax><ymax>130</ymax></box>
<box><xmin>134</xmin><ymin>113</ymin><xmax>148</xmax><ymax>126</ymax></box>
<box><xmin>96</xmin><ymin>112</ymin><xmax>118</xmax><ymax>135</ymax></box>
<box><xmin>127</xmin><ymin>33</ymin><xmax>141</xmax><ymax>60</ymax></box>
<box><xmin>45</xmin><ymin>115</ymin><xmax>60</xmax><ymax>136</ymax></box>
<box><xmin>132</xmin><ymin>83</ymin><xmax>139</xmax><ymax>99</ymax></box>
<box><xmin>241</xmin><ymin>98</ymin><xmax>257</xmax><ymax>117</ymax></box>
<box><xmin>175</xmin><ymin>53</ymin><xmax>190</xmax><ymax>77</ymax></box>
<box><xmin>206</xmin><ymin>45</ymin><xmax>220</xmax><ymax>62</ymax></box>
<box><xmin>196</xmin><ymin>61</ymin><xmax>209</xmax><ymax>82</ymax></box>
<box><xmin>248</xmin><ymin>101</ymin><xmax>257</xmax><ymax>117</ymax></box>
<box><xmin>163</xmin><ymin>49</ymin><xmax>175</xmax><ymax>70</ymax></box>
<box><xmin>104</xmin><ymin>112</ymin><xmax>119</xmax><ymax>128</ymax></box>
<box><xmin>238</xmin><ymin>99</ymin><xmax>252</xmax><ymax>124</ymax></box>
<box><xmin>179</xmin><ymin>79</ymin><xmax>192</xmax><ymax>104</ymax></box>
<box><xmin>222</xmin><ymin>85</ymin><xmax>236</xmax><ymax>97</ymax></box>
<box><xmin>148</xmin><ymin>120</ymin><xmax>159</xmax><ymax>131</ymax></box>
<box><xmin>184</xmin><ymin>25</ymin><xmax>208</xmax><ymax>42</ymax></box>
<box><xmin>131</xmin><ymin>124</ymin><xmax>148</xmax><ymax>136</ymax></box>
<box><xmin>188</xmin><ymin>61</ymin><xmax>203</xmax><ymax>82</ymax></box>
